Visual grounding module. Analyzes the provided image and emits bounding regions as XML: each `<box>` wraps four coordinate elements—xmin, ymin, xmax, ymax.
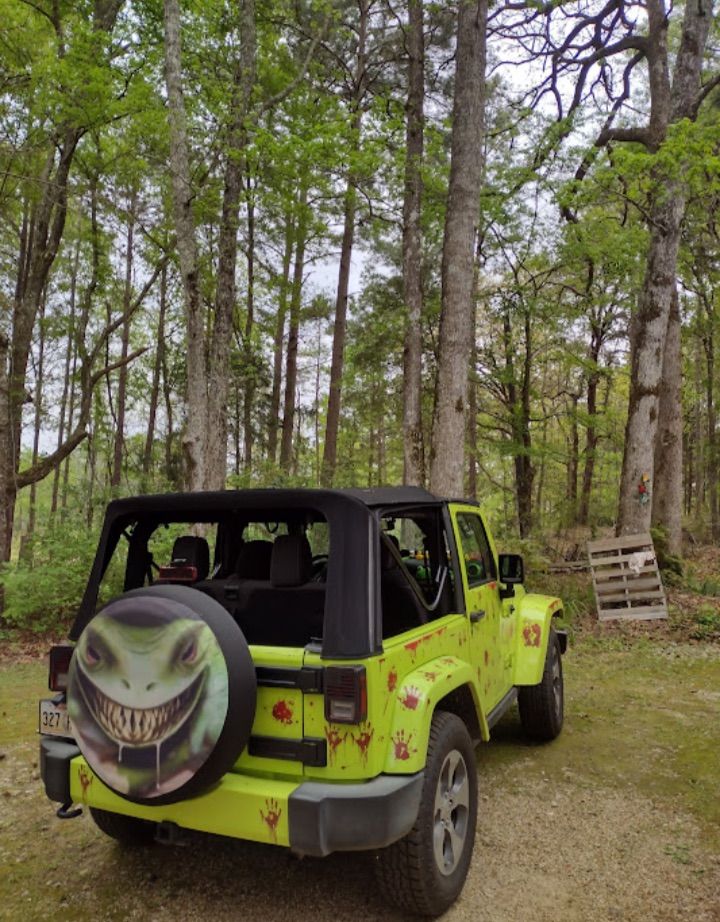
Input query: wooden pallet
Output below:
<box><xmin>587</xmin><ymin>533</ymin><xmax>668</xmax><ymax>621</ymax></box>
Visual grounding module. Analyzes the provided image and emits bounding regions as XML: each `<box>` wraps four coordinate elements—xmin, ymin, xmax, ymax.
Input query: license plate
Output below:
<box><xmin>39</xmin><ymin>699</ymin><xmax>72</xmax><ymax>738</ymax></box>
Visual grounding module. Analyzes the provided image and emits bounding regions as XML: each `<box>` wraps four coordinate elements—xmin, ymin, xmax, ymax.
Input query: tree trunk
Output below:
<box><xmin>242</xmin><ymin>173</ymin><xmax>257</xmax><ymax>476</ymax></box>
<box><xmin>578</xmin><ymin>339</ymin><xmax>601</xmax><ymax>526</ymax></box>
<box><xmin>566</xmin><ymin>394</ymin><xmax>579</xmax><ymax>519</ymax></box>
<box><xmin>467</xmin><ymin>329</ymin><xmax>478</xmax><ymax>499</ymax></box>
<box><xmin>617</xmin><ymin>191</ymin><xmax>685</xmax><ymax>534</ymax></box>
<box><xmin>651</xmin><ymin>286</ymin><xmax>683</xmax><ymax>554</ymax></box>
<box><xmin>280</xmin><ymin>187</ymin><xmax>308</xmax><ymax>472</ymax></box>
<box><xmin>206</xmin><ymin>0</ymin><xmax>256</xmax><ymax>490</ymax></box>
<box><xmin>51</xmin><ymin>239</ymin><xmax>79</xmax><ymax>515</ymax></box>
<box><xmin>163</xmin><ymin>0</ymin><xmax>207</xmax><ymax>491</ymax></box>
<box><xmin>402</xmin><ymin>0</ymin><xmax>425</xmax><ymax>487</ymax></box>
<box><xmin>616</xmin><ymin>0</ymin><xmax>713</xmax><ymax>537</ymax></box>
<box><xmin>429</xmin><ymin>0</ymin><xmax>487</xmax><ymax>497</ymax></box>
<box><xmin>268</xmin><ymin>214</ymin><xmax>294</xmax><ymax>464</ymax></box>
<box><xmin>321</xmin><ymin>164</ymin><xmax>359</xmax><ymax>487</ymax></box>
<box><xmin>320</xmin><ymin>0</ymin><xmax>369</xmax><ymax>488</ymax></box>
<box><xmin>161</xmin><ymin>324</ymin><xmax>175</xmax><ymax>485</ymax></box>
<box><xmin>111</xmin><ymin>195</ymin><xmax>136</xmax><ymax>488</ymax></box>
<box><xmin>501</xmin><ymin>308</ymin><xmax>534</xmax><ymax>537</ymax></box>
<box><xmin>143</xmin><ymin>262</ymin><xmax>168</xmax><ymax>478</ymax></box>
<box><xmin>22</xmin><ymin>293</ymin><xmax>47</xmax><ymax>561</ymax></box>
<box><xmin>0</xmin><ymin>331</ymin><xmax>12</xmax><ymax>574</ymax></box>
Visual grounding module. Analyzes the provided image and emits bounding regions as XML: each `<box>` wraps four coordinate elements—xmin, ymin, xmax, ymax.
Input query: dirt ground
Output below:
<box><xmin>1</xmin><ymin>640</ymin><xmax>719</xmax><ymax>922</ymax></box>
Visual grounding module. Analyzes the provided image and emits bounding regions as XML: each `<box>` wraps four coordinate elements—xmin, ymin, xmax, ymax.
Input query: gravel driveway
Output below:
<box><xmin>2</xmin><ymin>646</ymin><xmax>719</xmax><ymax>922</ymax></box>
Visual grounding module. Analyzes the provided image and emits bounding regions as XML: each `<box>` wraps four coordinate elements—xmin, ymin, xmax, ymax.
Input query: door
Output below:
<box><xmin>451</xmin><ymin>507</ymin><xmax>507</xmax><ymax>710</ymax></box>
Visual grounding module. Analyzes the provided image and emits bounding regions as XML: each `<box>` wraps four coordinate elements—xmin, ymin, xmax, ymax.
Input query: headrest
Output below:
<box><xmin>236</xmin><ymin>540</ymin><xmax>274</xmax><ymax>579</ymax></box>
<box><xmin>270</xmin><ymin>535</ymin><xmax>313</xmax><ymax>588</ymax></box>
<box><xmin>380</xmin><ymin>534</ymin><xmax>400</xmax><ymax>571</ymax></box>
<box><xmin>169</xmin><ymin>535</ymin><xmax>210</xmax><ymax>582</ymax></box>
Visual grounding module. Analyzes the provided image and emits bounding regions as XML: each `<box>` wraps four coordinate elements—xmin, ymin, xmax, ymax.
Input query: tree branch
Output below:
<box><xmin>258</xmin><ymin>15</ymin><xmax>330</xmax><ymax>116</ymax></box>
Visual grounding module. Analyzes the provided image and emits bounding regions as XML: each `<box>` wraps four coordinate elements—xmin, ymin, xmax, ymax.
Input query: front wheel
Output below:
<box><xmin>374</xmin><ymin>711</ymin><xmax>478</xmax><ymax>917</ymax></box>
<box><xmin>518</xmin><ymin>627</ymin><xmax>564</xmax><ymax>741</ymax></box>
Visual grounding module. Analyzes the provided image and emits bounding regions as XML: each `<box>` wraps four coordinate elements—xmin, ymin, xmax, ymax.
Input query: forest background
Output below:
<box><xmin>1</xmin><ymin>0</ymin><xmax>719</xmax><ymax>631</ymax></box>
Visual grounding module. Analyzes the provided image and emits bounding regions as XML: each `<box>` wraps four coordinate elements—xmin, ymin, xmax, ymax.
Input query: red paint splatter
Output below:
<box><xmin>440</xmin><ymin>657</ymin><xmax>455</xmax><ymax>666</ymax></box>
<box><xmin>78</xmin><ymin>765</ymin><xmax>93</xmax><ymax>801</ymax></box>
<box><xmin>434</xmin><ymin>626</ymin><xmax>448</xmax><ymax>638</ymax></box>
<box><xmin>272</xmin><ymin>699</ymin><xmax>293</xmax><ymax>724</ymax></box>
<box><xmin>260</xmin><ymin>798</ymin><xmax>282</xmax><ymax>843</ymax></box>
<box><xmin>387</xmin><ymin>667</ymin><xmax>398</xmax><ymax>693</ymax></box>
<box><xmin>488</xmin><ymin>581</ymin><xmax>497</xmax><ymax>590</ymax></box>
<box><xmin>391</xmin><ymin>730</ymin><xmax>416</xmax><ymax>761</ymax></box>
<box><xmin>351</xmin><ymin>722</ymin><xmax>374</xmax><ymax>766</ymax></box>
<box><xmin>420</xmin><ymin>669</ymin><xmax>438</xmax><ymax>682</ymax></box>
<box><xmin>324</xmin><ymin>726</ymin><xmax>346</xmax><ymax>764</ymax></box>
<box><xmin>399</xmin><ymin>685</ymin><xmax>421</xmax><ymax>710</ymax></box>
<box><xmin>523</xmin><ymin>623</ymin><xmax>542</xmax><ymax>647</ymax></box>
<box><xmin>404</xmin><ymin>638</ymin><xmax>422</xmax><ymax>660</ymax></box>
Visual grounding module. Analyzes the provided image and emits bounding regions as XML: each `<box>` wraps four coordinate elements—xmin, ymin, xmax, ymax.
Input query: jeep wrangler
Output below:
<box><xmin>39</xmin><ymin>487</ymin><xmax>566</xmax><ymax>917</ymax></box>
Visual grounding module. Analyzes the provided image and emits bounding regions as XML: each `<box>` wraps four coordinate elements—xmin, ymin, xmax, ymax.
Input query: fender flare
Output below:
<box><xmin>382</xmin><ymin>656</ymin><xmax>488</xmax><ymax>773</ymax></box>
<box><xmin>513</xmin><ymin>593</ymin><xmax>564</xmax><ymax>686</ymax></box>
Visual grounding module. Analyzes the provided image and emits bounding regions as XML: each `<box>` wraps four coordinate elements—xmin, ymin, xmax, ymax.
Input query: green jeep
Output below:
<box><xmin>39</xmin><ymin>487</ymin><xmax>566</xmax><ymax>917</ymax></box>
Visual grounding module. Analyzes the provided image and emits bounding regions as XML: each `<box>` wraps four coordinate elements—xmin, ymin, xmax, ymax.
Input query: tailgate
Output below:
<box><xmin>233</xmin><ymin>645</ymin><xmax>324</xmax><ymax>776</ymax></box>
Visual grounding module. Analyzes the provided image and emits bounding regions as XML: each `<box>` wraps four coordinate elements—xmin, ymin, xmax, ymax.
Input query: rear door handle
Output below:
<box><xmin>470</xmin><ymin>609</ymin><xmax>486</xmax><ymax>623</ymax></box>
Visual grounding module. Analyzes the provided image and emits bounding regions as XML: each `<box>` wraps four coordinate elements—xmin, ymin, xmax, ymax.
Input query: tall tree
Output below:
<box><xmin>321</xmin><ymin>0</ymin><xmax>372</xmax><ymax>488</ymax></box>
<box><xmin>429</xmin><ymin>0</ymin><xmax>488</xmax><ymax>496</ymax></box>
<box><xmin>0</xmin><ymin>0</ymin><xmax>124</xmax><ymax>570</ymax></box>
<box><xmin>402</xmin><ymin>0</ymin><xmax>425</xmax><ymax>486</ymax></box>
<box><xmin>163</xmin><ymin>0</ymin><xmax>207</xmax><ymax>490</ymax></box>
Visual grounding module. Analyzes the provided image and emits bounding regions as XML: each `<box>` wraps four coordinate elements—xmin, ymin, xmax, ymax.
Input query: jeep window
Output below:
<box><xmin>97</xmin><ymin>536</ymin><xmax>129</xmax><ymax>606</ymax></box>
<box><xmin>380</xmin><ymin>508</ymin><xmax>455</xmax><ymax>638</ymax></box>
<box><xmin>148</xmin><ymin>523</ymin><xmax>219</xmax><ymax>577</ymax></box>
<box><xmin>456</xmin><ymin>513</ymin><xmax>496</xmax><ymax>587</ymax></box>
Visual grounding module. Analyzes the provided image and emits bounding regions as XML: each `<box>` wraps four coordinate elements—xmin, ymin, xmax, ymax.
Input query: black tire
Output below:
<box><xmin>89</xmin><ymin>807</ymin><xmax>156</xmax><ymax>846</ymax></box>
<box><xmin>518</xmin><ymin>626</ymin><xmax>564</xmax><ymax>741</ymax></box>
<box><xmin>375</xmin><ymin>711</ymin><xmax>478</xmax><ymax>917</ymax></box>
<box><xmin>68</xmin><ymin>584</ymin><xmax>257</xmax><ymax>806</ymax></box>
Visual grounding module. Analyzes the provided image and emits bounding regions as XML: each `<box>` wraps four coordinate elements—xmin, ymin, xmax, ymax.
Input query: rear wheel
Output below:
<box><xmin>89</xmin><ymin>807</ymin><xmax>156</xmax><ymax>846</ymax></box>
<box><xmin>518</xmin><ymin>627</ymin><xmax>564</xmax><ymax>741</ymax></box>
<box><xmin>375</xmin><ymin>711</ymin><xmax>477</xmax><ymax>917</ymax></box>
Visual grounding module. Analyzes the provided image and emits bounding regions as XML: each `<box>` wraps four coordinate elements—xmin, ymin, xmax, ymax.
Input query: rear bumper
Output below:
<box><xmin>288</xmin><ymin>772</ymin><xmax>424</xmax><ymax>856</ymax></box>
<box><xmin>39</xmin><ymin>736</ymin><xmax>423</xmax><ymax>856</ymax></box>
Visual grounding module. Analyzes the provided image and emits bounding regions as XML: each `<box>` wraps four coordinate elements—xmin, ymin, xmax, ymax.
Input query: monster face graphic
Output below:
<box><xmin>68</xmin><ymin>596</ymin><xmax>229</xmax><ymax>799</ymax></box>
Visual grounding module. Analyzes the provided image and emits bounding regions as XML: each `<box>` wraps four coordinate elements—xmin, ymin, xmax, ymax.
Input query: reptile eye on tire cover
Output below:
<box><xmin>67</xmin><ymin>584</ymin><xmax>256</xmax><ymax>806</ymax></box>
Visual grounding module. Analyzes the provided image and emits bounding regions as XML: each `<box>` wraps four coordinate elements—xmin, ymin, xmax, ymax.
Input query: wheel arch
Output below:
<box><xmin>513</xmin><ymin>593</ymin><xmax>564</xmax><ymax>686</ymax></box>
<box><xmin>382</xmin><ymin>659</ymin><xmax>489</xmax><ymax>773</ymax></box>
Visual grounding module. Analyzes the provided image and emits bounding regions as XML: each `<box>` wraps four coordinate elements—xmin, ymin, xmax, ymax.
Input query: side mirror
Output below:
<box><xmin>499</xmin><ymin>553</ymin><xmax>524</xmax><ymax>585</ymax></box>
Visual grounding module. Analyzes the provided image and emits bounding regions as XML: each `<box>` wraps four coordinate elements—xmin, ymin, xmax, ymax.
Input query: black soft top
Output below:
<box><xmin>69</xmin><ymin>487</ymin><xmax>448</xmax><ymax>657</ymax></box>
<box><xmin>100</xmin><ymin>486</ymin><xmax>441</xmax><ymax>515</ymax></box>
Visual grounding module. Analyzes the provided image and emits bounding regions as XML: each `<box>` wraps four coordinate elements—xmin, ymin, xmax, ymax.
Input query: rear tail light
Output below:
<box><xmin>49</xmin><ymin>645</ymin><xmax>74</xmax><ymax>692</ymax></box>
<box><xmin>324</xmin><ymin>665</ymin><xmax>367</xmax><ymax>724</ymax></box>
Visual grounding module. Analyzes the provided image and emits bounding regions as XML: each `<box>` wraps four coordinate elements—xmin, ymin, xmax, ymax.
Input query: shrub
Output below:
<box><xmin>1</xmin><ymin>522</ymin><xmax>110</xmax><ymax>632</ymax></box>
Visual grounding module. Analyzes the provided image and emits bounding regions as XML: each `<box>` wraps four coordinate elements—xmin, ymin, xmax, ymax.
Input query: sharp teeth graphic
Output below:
<box><xmin>82</xmin><ymin>670</ymin><xmax>204</xmax><ymax>747</ymax></box>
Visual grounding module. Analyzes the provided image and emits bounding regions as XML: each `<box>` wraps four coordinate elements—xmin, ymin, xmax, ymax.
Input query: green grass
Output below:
<box><xmin>483</xmin><ymin>642</ymin><xmax>720</xmax><ymax>849</ymax></box>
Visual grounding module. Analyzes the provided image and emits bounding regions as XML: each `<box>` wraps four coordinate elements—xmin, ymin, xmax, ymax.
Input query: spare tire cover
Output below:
<box><xmin>67</xmin><ymin>584</ymin><xmax>256</xmax><ymax>806</ymax></box>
